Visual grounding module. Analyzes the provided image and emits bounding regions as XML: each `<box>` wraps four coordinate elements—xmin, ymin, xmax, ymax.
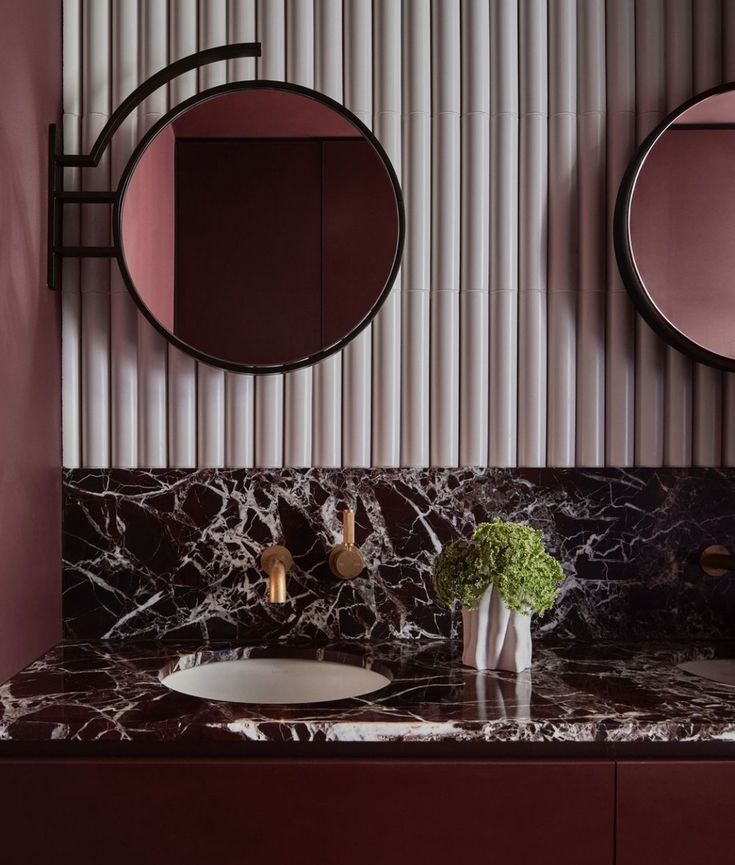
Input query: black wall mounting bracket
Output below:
<box><xmin>47</xmin><ymin>42</ymin><xmax>261</xmax><ymax>289</ymax></box>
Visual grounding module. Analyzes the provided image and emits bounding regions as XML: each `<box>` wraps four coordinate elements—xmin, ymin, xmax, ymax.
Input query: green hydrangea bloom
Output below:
<box><xmin>432</xmin><ymin>518</ymin><xmax>565</xmax><ymax>616</ymax></box>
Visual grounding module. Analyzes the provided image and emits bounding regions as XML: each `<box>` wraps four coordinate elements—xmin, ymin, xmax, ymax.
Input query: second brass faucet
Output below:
<box><xmin>329</xmin><ymin>508</ymin><xmax>366</xmax><ymax>580</ymax></box>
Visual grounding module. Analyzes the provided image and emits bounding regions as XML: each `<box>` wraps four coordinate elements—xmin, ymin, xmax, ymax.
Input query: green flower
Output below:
<box><xmin>432</xmin><ymin>518</ymin><xmax>565</xmax><ymax>617</ymax></box>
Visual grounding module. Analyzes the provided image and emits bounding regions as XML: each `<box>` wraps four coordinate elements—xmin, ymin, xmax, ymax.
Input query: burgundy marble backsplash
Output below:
<box><xmin>62</xmin><ymin>468</ymin><xmax>735</xmax><ymax>642</ymax></box>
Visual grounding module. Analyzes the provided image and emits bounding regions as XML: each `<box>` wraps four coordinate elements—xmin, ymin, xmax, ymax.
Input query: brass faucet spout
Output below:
<box><xmin>260</xmin><ymin>545</ymin><xmax>293</xmax><ymax>604</ymax></box>
<box><xmin>269</xmin><ymin>559</ymin><xmax>287</xmax><ymax>604</ymax></box>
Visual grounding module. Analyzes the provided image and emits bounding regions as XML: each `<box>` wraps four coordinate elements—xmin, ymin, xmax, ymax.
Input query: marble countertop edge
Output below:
<box><xmin>3</xmin><ymin>638</ymin><xmax>735</xmax><ymax>749</ymax></box>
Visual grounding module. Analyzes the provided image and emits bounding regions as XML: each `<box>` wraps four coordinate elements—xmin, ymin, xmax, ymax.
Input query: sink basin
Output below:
<box><xmin>160</xmin><ymin>650</ymin><xmax>392</xmax><ymax>705</ymax></box>
<box><xmin>678</xmin><ymin>659</ymin><xmax>735</xmax><ymax>686</ymax></box>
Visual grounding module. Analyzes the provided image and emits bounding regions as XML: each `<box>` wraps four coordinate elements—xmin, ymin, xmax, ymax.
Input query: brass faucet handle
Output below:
<box><xmin>329</xmin><ymin>545</ymin><xmax>365</xmax><ymax>580</ymax></box>
<box><xmin>343</xmin><ymin>508</ymin><xmax>356</xmax><ymax>547</ymax></box>
<box><xmin>328</xmin><ymin>509</ymin><xmax>365</xmax><ymax>580</ymax></box>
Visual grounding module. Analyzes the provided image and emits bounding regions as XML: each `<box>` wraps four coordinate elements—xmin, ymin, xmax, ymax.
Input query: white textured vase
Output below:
<box><xmin>461</xmin><ymin>585</ymin><xmax>532</xmax><ymax>672</ymax></box>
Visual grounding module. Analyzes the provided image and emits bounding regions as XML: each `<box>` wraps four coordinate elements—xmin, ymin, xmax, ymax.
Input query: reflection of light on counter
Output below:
<box><xmin>462</xmin><ymin>671</ymin><xmax>533</xmax><ymax>722</ymax></box>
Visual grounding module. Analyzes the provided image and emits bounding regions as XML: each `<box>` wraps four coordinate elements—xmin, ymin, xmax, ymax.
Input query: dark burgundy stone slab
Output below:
<box><xmin>2</xmin><ymin>639</ymin><xmax>735</xmax><ymax>746</ymax></box>
<box><xmin>63</xmin><ymin>468</ymin><xmax>735</xmax><ymax>642</ymax></box>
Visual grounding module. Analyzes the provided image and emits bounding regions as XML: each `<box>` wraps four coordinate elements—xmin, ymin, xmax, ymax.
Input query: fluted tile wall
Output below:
<box><xmin>62</xmin><ymin>0</ymin><xmax>735</xmax><ymax>469</ymax></box>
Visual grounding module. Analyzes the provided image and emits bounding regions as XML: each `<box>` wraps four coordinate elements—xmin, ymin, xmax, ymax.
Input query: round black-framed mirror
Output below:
<box><xmin>113</xmin><ymin>80</ymin><xmax>405</xmax><ymax>375</ymax></box>
<box><xmin>614</xmin><ymin>81</ymin><xmax>735</xmax><ymax>372</ymax></box>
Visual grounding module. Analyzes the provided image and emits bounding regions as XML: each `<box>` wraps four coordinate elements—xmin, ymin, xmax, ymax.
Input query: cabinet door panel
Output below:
<box><xmin>0</xmin><ymin>758</ymin><xmax>614</xmax><ymax>865</ymax></box>
<box><xmin>617</xmin><ymin>761</ymin><xmax>735</xmax><ymax>865</ymax></box>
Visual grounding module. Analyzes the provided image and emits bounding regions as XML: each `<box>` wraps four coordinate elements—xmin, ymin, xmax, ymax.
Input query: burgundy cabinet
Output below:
<box><xmin>0</xmin><ymin>758</ymin><xmax>615</xmax><ymax>865</ymax></box>
<box><xmin>617</xmin><ymin>761</ymin><xmax>735</xmax><ymax>865</ymax></box>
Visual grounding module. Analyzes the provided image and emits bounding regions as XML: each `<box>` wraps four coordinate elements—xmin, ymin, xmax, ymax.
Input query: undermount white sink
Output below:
<box><xmin>160</xmin><ymin>652</ymin><xmax>392</xmax><ymax>705</ymax></box>
<box><xmin>678</xmin><ymin>659</ymin><xmax>735</xmax><ymax>687</ymax></box>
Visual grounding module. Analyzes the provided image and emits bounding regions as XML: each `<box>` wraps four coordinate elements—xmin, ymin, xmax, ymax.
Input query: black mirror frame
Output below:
<box><xmin>113</xmin><ymin>80</ymin><xmax>405</xmax><ymax>376</ymax></box>
<box><xmin>614</xmin><ymin>80</ymin><xmax>735</xmax><ymax>373</ymax></box>
<box><xmin>48</xmin><ymin>43</ymin><xmax>406</xmax><ymax>377</ymax></box>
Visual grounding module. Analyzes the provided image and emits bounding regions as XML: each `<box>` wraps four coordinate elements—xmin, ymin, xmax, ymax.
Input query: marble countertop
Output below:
<box><xmin>2</xmin><ymin>639</ymin><xmax>735</xmax><ymax>752</ymax></box>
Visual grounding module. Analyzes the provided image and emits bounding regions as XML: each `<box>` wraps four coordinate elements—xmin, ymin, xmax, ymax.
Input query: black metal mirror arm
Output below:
<box><xmin>47</xmin><ymin>42</ymin><xmax>261</xmax><ymax>288</ymax></box>
<box><xmin>59</xmin><ymin>42</ymin><xmax>260</xmax><ymax>168</ymax></box>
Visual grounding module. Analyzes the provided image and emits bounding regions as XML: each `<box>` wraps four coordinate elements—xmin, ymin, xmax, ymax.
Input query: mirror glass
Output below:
<box><xmin>624</xmin><ymin>88</ymin><xmax>735</xmax><ymax>369</ymax></box>
<box><xmin>118</xmin><ymin>86</ymin><xmax>402</xmax><ymax>372</ymax></box>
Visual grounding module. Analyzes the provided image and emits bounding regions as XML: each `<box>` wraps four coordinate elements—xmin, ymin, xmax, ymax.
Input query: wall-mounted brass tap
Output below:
<box><xmin>261</xmin><ymin>544</ymin><xmax>293</xmax><ymax>604</ymax></box>
<box><xmin>328</xmin><ymin>508</ymin><xmax>365</xmax><ymax>580</ymax></box>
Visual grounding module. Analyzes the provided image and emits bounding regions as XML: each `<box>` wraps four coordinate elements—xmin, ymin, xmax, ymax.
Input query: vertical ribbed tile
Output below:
<box><xmin>225</xmin><ymin>373</ymin><xmax>255</xmax><ymax>468</ymax></box>
<box><xmin>169</xmin><ymin>1</ymin><xmax>199</xmax><ymax>103</ymax></box>
<box><xmin>605</xmin><ymin>0</ymin><xmax>636</xmax><ymax>466</ymax></box>
<box><xmin>110</xmin><ymin>0</ymin><xmax>139</xmax><ymax>468</ymax></box>
<box><xmin>401</xmin><ymin>0</ymin><xmax>431</xmax><ymax>466</ymax></box>
<box><xmin>343</xmin><ymin>0</ymin><xmax>374</xmax><ymax>467</ymax></box>
<box><xmin>200</xmin><ymin>0</ymin><xmax>229</xmax><ymax>87</ymax></box>
<box><xmin>225</xmin><ymin>0</ymin><xmax>256</xmax><ymax>468</ymax></box>
<box><xmin>633</xmin><ymin>0</ymin><xmax>666</xmax><ymax>466</ymax></box>
<box><xmin>81</xmin><ymin>0</ymin><xmax>111</xmax><ymax>468</ymax></box>
<box><xmin>372</xmin><ymin>0</ymin><xmax>402</xmax><ymax>467</ymax></box>
<box><xmin>489</xmin><ymin>0</ymin><xmax>519</xmax><ymax>467</ymax></box>
<box><xmin>62</xmin><ymin>0</ymin><xmax>82</xmax><ymax>467</ymax></box>
<box><xmin>286</xmin><ymin>0</ymin><xmax>313</xmax><ymax>84</ymax></box>
<box><xmin>195</xmin><ymin>0</ymin><xmax>227</xmax><ymax>468</ymax></box>
<box><xmin>576</xmin><ymin>0</ymin><xmax>606</xmax><ymax>466</ymax></box>
<box><xmin>251</xmin><ymin>0</ymin><xmax>286</xmax><ymax>468</ymax></box>
<box><xmin>228</xmin><ymin>0</ymin><xmax>257</xmax><ymax>80</ymax></box>
<box><xmin>430</xmin><ymin>0</ymin><xmax>460</xmax><ymax>467</ymax></box>
<box><xmin>251</xmin><ymin>0</ymin><xmax>287</xmax><ymax>468</ymax></box>
<box><xmin>68</xmin><ymin>0</ymin><xmax>726</xmax><ymax>471</ymax></box>
<box><xmin>547</xmin><ymin>0</ymin><xmax>576</xmax><ymax>466</ymax></box>
<box><xmin>517</xmin><ymin>0</ymin><xmax>547</xmax><ymax>467</ymax></box>
<box><xmin>723</xmin><ymin>0</ymin><xmax>735</xmax><ymax>466</ymax></box>
<box><xmin>137</xmin><ymin>0</ymin><xmax>169</xmax><ymax>468</ymax></box>
<box><xmin>313</xmin><ymin>0</ymin><xmax>344</xmax><ymax>466</ymax></box>
<box><xmin>166</xmin><ymin>0</ymin><xmax>198</xmax><ymax>468</ymax></box>
<box><xmin>692</xmin><ymin>0</ymin><xmax>723</xmax><ymax>466</ymax></box>
<box><xmin>664</xmin><ymin>0</ymin><xmax>693</xmax><ymax>118</ymax></box>
<box><xmin>693</xmin><ymin>0</ymin><xmax>723</xmax><ymax>82</ymax></box>
<box><xmin>662</xmin><ymin>0</ymin><xmax>693</xmax><ymax>467</ymax></box>
<box><xmin>460</xmin><ymin>0</ymin><xmax>490</xmax><ymax>466</ymax></box>
<box><xmin>283</xmin><ymin>0</ymin><xmax>314</xmax><ymax>467</ymax></box>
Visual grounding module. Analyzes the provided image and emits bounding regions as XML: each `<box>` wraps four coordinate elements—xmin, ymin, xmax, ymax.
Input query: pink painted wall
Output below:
<box><xmin>0</xmin><ymin>0</ymin><xmax>62</xmax><ymax>683</ymax></box>
<box><xmin>122</xmin><ymin>126</ymin><xmax>175</xmax><ymax>331</ymax></box>
<box><xmin>631</xmin><ymin>128</ymin><xmax>735</xmax><ymax>359</ymax></box>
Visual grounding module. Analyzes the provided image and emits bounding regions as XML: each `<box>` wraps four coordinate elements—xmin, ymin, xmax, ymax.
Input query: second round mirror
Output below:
<box><xmin>616</xmin><ymin>84</ymin><xmax>735</xmax><ymax>371</ymax></box>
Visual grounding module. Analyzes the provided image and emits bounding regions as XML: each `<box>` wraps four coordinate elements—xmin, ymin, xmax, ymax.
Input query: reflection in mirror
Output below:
<box><xmin>119</xmin><ymin>86</ymin><xmax>402</xmax><ymax>372</ymax></box>
<box><xmin>623</xmin><ymin>88</ymin><xmax>735</xmax><ymax>369</ymax></box>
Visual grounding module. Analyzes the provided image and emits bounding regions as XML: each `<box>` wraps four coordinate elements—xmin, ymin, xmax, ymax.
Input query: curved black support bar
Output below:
<box><xmin>58</xmin><ymin>42</ymin><xmax>260</xmax><ymax>168</ymax></box>
<box><xmin>48</xmin><ymin>42</ymin><xmax>260</xmax><ymax>288</ymax></box>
